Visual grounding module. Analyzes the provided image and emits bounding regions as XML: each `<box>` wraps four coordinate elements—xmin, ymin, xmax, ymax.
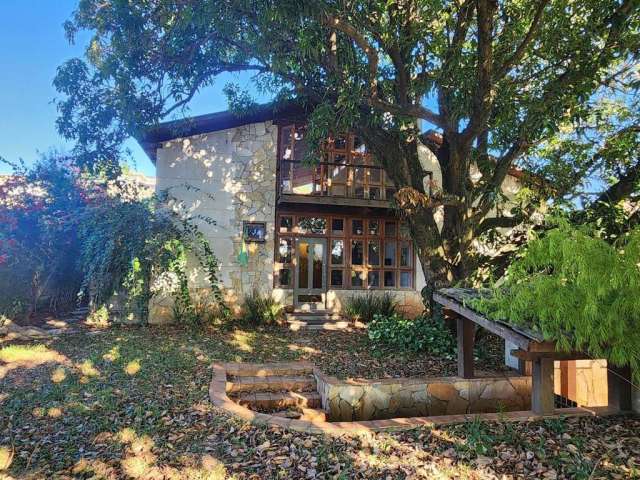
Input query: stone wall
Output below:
<box><xmin>153</xmin><ymin>121</ymin><xmax>278</xmax><ymax>321</ymax></box>
<box><xmin>315</xmin><ymin>370</ymin><xmax>531</xmax><ymax>421</ymax></box>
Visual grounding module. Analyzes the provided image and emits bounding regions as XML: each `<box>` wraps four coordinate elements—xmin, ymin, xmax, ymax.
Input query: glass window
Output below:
<box><xmin>351</xmin><ymin>270</ymin><xmax>364</xmax><ymax>287</ymax></box>
<box><xmin>367</xmin><ymin>271</ymin><xmax>380</xmax><ymax>288</ymax></box>
<box><xmin>399</xmin><ymin>241</ymin><xmax>412</xmax><ymax>267</ymax></box>
<box><xmin>312</xmin><ymin>243</ymin><xmax>323</xmax><ymax>289</ymax></box>
<box><xmin>384</xmin><ymin>271</ymin><xmax>396</xmax><ymax>287</ymax></box>
<box><xmin>278</xmin><ymin>268</ymin><xmax>291</xmax><ymax>287</ymax></box>
<box><xmin>278</xmin><ymin>238</ymin><xmax>292</xmax><ymax>264</ymax></box>
<box><xmin>368</xmin><ymin>241</ymin><xmax>380</xmax><ymax>266</ymax></box>
<box><xmin>331</xmin><ymin>218</ymin><xmax>344</xmax><ymax>235</ymax></box>
<box><xmin>331</xmin><ymin>239</ymin><xmax>344</xmax><ymax>265</ymax></box>
<box><xmin>334</xmin><ymin>136</ymin><xmax>348</xmax><ymax>150</ymax></box>
<box><xmin>280</xmin><ymin>216</ymin><xmax>293</xmax><ymax>233</ymax></box>
<box><xmin>400</xmin><ymin>271</ymin><xmax>411</xmax><ymax>288</ymax></box>
<box><xmin>384</xmin><ymin>242</ymin><xmax>396</xmax><ymax>267</ymax></box>
<box><xmin>368</xmin><ymin>220</ymin><xmax>379</xmax><ymax>236</ymax></box>
<box><xmin>298</xmin><ymin>217</ymin><xmax>326</xmax><ymax>234</ymax></box>
<box><xmin>399</xmin><ymin>222</ymin><xmax>411</xmax><ymax>239</ymax></box>
<box><xmin>352</xmin><ymin>219</ymin><xmax>364</xmax><ymax>235</ymax></box>
<box><xmin>351</xmin><ymin>240</ymin><xmax>364</xmax><ymax>265</ymax></box>
<box><xmin>298</xmin><ymin>242</ymin><xmax>309</xmax><ymax>289</ymax></box>
<box><xmin>330</xmin><ymin>270</ymin><xmax>343</xmax><ymax>287</ymax></box>
<box><xmin>385</xmin><ymin>221</ymin><xmax>396</xmax><ymax>237</ymax></box>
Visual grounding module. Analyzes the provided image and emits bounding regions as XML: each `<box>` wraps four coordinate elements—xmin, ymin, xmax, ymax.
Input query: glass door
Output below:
<box><xmin>295</xmin><ymin>238</ymin><xmax>326</xmax><ymax>310</ymax></box>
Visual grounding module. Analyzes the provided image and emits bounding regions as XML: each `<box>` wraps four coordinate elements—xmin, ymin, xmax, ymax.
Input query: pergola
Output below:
<box><xmin>434</xmin><ymin>288</ymin><xmax>632</xmax><ymax>415</ymax></box>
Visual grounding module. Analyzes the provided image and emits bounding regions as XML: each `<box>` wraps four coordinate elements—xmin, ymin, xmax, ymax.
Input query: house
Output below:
<box><xmin>138</xmin><ymin>103</ymin><xmax>521</xmax><ymax>324</ymax></box>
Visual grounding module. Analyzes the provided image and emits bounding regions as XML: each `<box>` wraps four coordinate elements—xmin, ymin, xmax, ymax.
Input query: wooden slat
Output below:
<box><xmin>510</xmin><ymin>349</ymin><xmax>591</xmax><ymax>361</ymax></box>
<box><xmin>434</xmin><ymin>292</ymin><xmax>532</xmax><ymax>350</ymax></box>
<box><xmin>278</xmin><ymin>193</ymin><xmax>392</xmax><ymax>209</ymax></box>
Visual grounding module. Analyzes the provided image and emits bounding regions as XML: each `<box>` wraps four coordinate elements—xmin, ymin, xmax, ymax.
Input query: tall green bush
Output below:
<box><xmin>474</xmin><ymin>221</ymin><xmax>640</xmax><ymax>378</ymax></box>
<box><xmin>241</xmin><ymin>289</ymin><xmax>283</xmax><ymax>326</ymax></box>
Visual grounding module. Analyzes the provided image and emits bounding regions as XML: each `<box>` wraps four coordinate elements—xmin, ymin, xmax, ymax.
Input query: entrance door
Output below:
<box><xmin>295</xmin><ymin>238</ymin><xmax>326</xmax><ymax>310</ymax></box>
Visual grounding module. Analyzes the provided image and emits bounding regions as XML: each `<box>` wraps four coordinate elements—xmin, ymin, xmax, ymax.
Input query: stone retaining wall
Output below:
<box><xmin>314</xmin><ymin>370</ymin><xmax>532</xmax><ymax>421</ymax></box>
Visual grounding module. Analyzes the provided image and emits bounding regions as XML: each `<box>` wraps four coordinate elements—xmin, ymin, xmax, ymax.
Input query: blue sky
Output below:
<box><xmin>0</xmin><ymin>1</ymin><xmax>267</xmax><ymax>176</ymax></box>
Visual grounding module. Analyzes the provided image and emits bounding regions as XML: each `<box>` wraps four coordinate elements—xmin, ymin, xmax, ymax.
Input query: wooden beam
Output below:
<box><xmin>434</xmin><ymin>292</ymin><xmax>532</xmax><ymax>350</ymax></box>
<box><xmin>511</xmin><ymin>349</ymin><xmax>591</xmax><ymax>361</ymax></box>
<box><xmin>457</xmin><ymin>316</ymin><xmax>475</xmax><ymax>379</ymax></box>
<box><xmin>531</xmin><ymin>357</ymin><xmax>555</xmax><ymax>414</ymax></box>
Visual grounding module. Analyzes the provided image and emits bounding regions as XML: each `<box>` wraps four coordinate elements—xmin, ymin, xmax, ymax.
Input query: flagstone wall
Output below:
<box><xmin>314</xmin><ymin>370</ymin><xmax>532</xmax><ymax>421</ymax></box>
<box><xmin>151</xmin><ymin>121</ymin><xmax>279</xmax><ymax>322</ymax></box>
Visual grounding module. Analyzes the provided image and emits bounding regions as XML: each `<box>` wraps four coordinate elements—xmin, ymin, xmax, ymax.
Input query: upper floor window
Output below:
<box><xmin>279</xmin><ymin>126</ymin><xmax>396</xmax><ymax>200</ymax></box>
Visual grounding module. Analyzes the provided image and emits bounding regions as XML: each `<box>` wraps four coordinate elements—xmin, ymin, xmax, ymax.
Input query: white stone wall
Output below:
<box><xmin>153</xmin><ymin>121</ymin><xmax>278</xmax><ymax>320</ymax></box>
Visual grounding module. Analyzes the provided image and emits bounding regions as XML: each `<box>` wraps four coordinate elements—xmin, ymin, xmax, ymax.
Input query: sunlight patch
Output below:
<box><xmin>102</xmin><ymin>346</ymin><xmax>120</xmax><ymax>362</ymax></box>
<box><xmin>47</xmin><ymin>406</ymin><xmax>63</xmax><ymax>418</ymax></box>
<box><xmin>230</xmin><ymin>331</ymin><xmax>254</xmax><ymax>353</ymax></box>
<box><xmin>125</xmin><ymin>360</ymin><xmax>141</xmax><ymax>375</ymax></box>
<box><xmin>51</xmin><ymin>367</ymin><xmax>66</xmax><ymax>383</ymax></box>
<box><xmin>77</xmin><ymin>360</ymin><xmax>100</xmax><ymax>377</ymax></box>
<box><xmin>0</xmin><ymin>445</ymin><xmax>14</xmax><ymax>471</ymax></box>
<box><xmin>287</xmin><ymin>343</ymin><xmax>320</xmax><ymax>354</ymax></box>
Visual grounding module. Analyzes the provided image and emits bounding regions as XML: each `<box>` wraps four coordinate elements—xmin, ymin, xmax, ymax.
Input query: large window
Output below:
<box><xmin>275</xmin><ymin>213</ymin><xmax>413</xmax><ymax>290</ymax></box>
<box><xmin>278</xmin><ymin>127</ymin><xmax>397</xmax><ymax>201</ymax></box>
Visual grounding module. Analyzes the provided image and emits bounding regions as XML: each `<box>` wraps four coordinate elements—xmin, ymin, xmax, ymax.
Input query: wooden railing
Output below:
<box><xmin>279</xmin><ymin>160</ymin><xmax>396</xmax><ymax>202</ymax></box>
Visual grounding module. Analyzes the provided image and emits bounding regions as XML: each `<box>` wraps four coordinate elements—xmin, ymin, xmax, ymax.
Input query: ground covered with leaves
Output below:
<box><xmin>1</xmin><ymin>325</ymin><xmax>639</xmax><ymax>479</ymax></box>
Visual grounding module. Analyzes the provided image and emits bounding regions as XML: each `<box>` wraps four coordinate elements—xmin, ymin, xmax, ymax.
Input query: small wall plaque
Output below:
<box><xmin>243</xmin><ymin>221</ymin><xmax>267</xmax><ymax>242</ymax></box>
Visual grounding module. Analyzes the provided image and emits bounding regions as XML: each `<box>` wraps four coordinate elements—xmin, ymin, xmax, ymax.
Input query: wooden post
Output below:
<box><xmin>457</xmin><ymin>316</ymin><xmax>475</xmax><ymax>379</ymax></box>
<box><xmin>531</xmin><ymin>357</ymin><xmax>555</xmax><ymax>414</ymax></box>
<box><xmin>607</xmin><ymin>364</ymin><xmax>632</xmax><ymax>412</ymax></box>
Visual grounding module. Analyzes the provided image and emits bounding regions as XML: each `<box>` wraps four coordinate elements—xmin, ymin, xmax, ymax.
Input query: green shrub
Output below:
<box><xmin>474</xmin><ymin>221</ymin><xmax>640</xmax><ymax>380</ymax></box>
<box><xmin>241</xmin><ymin>290</ymin><xmax>283</xmax><ymax>325</ymax></box>
<box><xmin>367</xmin><ymin>313</ymin><xmax>456</xmax><ymax>357</ymax></box>
<box><xmin>344</xmin><ymin>292</ymin><xmax>398</xmax><ymax>323</ymax></box>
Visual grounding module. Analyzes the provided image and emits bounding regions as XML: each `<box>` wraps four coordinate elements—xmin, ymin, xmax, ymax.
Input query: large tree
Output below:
<box><xmin>55</xmin><ymin>0</ymin><xmax>640</xmax><ymax>297</ymax></box>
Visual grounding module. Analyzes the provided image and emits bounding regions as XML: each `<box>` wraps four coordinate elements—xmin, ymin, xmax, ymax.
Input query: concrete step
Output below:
<box><xmin>287</xmin><ymin>320</ymin><xmax>351</xmax><ymax>331</ymax></box>
<box><xmin>224</xmin><ymin>362</ymin><xmax>314</xmax><ymax>377</ymax></box>
<box><xmin>233</xmin><ymin>391</ymin><xmax>321</xmax><ymax>410</ymax></box>
<box><xmin>226</xmin><ymin>375</ymin><xmax>316</xmax><ymax>394</ymax></box>
<box><xmin>300</xmin><ymin>407</ymin><xmax>327</xmax><ymax>422</ymax></box>
<box><xmin>286</xmin><ymin>312</ymin><xmax>343</xmax><ymax>322</ymax></box>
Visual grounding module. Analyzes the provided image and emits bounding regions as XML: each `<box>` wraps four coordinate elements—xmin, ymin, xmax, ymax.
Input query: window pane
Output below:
<box><xmin>280</xmin><ymin>216</ymin><xmax>293</xmax><ymax>233</ymax></box>
<box><xmin>400</xmin><ymin>222</ymin><xmax>411</xmax><ymax>239</ymax></box>
<box><xmin>352</xmin><ymin>219</ymin><xmax>364</xmax><ymax>236</ymax></box>
<box><xmin>351</xmin><ymin>270</ymin><xmax>364</xmax><ymax>287</ymax></box>
<box><xmin>353</xmin><ymin>136</ymin><xmax>366</xmax><ymax>153</ymax></box>
<box><xmin>312</xmin><ymin>243</ymin><xmax>324</xmax><ymax>289</ymax></box>
<box><xmin>331</xmin><ymin>240</ymin><xmax>344</xmax><ymax>265</ymax></box>
<box><xmin>351</xmin><ymin>240</ymin><xmax>364</xmax><ymax>265</ymax></box>
<box><xmin>385</xmin><ymin>221</ymin><xmax>396</xmax><ymax>237</ymax></box>
<box><xmin>384</xmin><ymin>271</ymin><xmax>396</xmax><ymax>287</ymax></box>
<box><xmin>334</xmin><ymin>136</ymin><xmax>348</xmax><ymax>150</ymax></box>
<box><xmin>384</xmin><ymin>242</ymin><xmax>396</xmax><ymax>266</ymax></box>
<box><xmin>298</xmin><ymin>242</ymin><xmax>309</xmax><ymax>288</ymax></box>
<box><xmin>368</xmin><ymin>271</ymin><xmax>380</xmax><ymax>287</ymax></box>
<box><xmin>385</xmin><ymin>187</ymin><xmax>397</xmax><ymax>200</ymax></box>
<box><xmin>298</xmin><ymin>217</ymin><xmax>326</xmax><ymax>234</ymax></box>
<box><xmin>330</xmin><ymin>270</ymin><xmax>343</xmax><ymax>287</ymax></box>
<box><xmin>368</xmin><ymin>220</ymin><xmax>379</xmax><ymax>236</ymax></box>
<box><xmin>278</xmin><ymin>268</ymin><xmax>291</xmax><ymax>287</ymax></box>
<box><xmin>368</xmin><ymin>241</ymin><xmax>380</xmax><ymax>266</ymax></box>
<box><xmin>331</xmin><ymin>218</ymin><xmax>344</xmax><ymax>234</ymax></box>
<box><xmin>400</xmin><ymin>271</ymin><xmax>411</xmax><ymax>288</ymax></box>
<box><xmin>369</xmin><ymin>187</ymin><xmax>381</xmax><ymax>200</ymax></box>
<box><xmin>400</xmin><ymin>241</ymin><xmax>411</xmax><ymax>267</ymax></box>
<box><xmin>369</xmin><ymin>168</ymin><xmax>381</xmax><ymax>184</ymax></box>
<box><xmin>278</xmin><ymin>238</ymin><xmax>292</xmax><ymax>264</ymax></box>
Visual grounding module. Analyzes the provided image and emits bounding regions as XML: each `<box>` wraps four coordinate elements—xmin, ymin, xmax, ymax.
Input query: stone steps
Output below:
<box><xmin>233</xmin><ymin>391</ymin><xmax>321</xmax><ymax>410</ymax></box>
<box><xmin>224</xmin><ymin>362</ymin><xmax>314</xmax><ymax>377</ymax></box>
<box><xmin>300</xmin><ymin>407</ymin><xmax>327</xmax><ymax>422</ymax></box>
<box><xmin>286</xmin><ymin>311</ymin><xmax>351</xmax><ymax>330</ymax></box>
<box><xmin>226</xmin><ymin>375</ymin><xmax>317</xmax><ymax>394</ymax></box>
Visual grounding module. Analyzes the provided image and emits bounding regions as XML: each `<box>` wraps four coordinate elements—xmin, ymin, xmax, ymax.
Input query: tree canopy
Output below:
<box><xmin>55</xmin><ymin>0</ymin><xmax>640</xmax><ymax>291</ymax></box>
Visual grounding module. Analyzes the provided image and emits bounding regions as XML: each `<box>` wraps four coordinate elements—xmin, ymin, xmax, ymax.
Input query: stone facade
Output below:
<box><xmin>314</xmin><ymin>370</ymin><xmax>531</xmax><ymax>421</ymax></box>
<box><xmin>153</xmin><ymin>121</ymin><xmax>278</xmax><ymax>321</ymax></box>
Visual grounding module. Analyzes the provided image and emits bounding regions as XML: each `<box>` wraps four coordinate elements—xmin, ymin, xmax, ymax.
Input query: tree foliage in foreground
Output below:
<box><xmin>475</xmin><ymin>221</ymin><xmax>640</xmax><ymax>376</ymax></box>
<box><xmin>0</xmin><ymin>155</ymin><xmax>228</xmax><ymax>323</ymax></box>
<box><xmin>55</xmin><ymin>0</ymin><xmax>640</xmax><ymax>295</ymax></box>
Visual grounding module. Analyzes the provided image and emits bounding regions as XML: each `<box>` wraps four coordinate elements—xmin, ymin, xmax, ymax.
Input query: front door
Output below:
<box><xmin>295</xmin><ymin>238</ymin><xmax>326</xmax><ymax>310</ymax></box>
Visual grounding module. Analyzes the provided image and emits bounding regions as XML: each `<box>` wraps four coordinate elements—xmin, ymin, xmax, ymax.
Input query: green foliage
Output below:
<box><xmin>343</xmin><ymin>292</ymin><xmax>398</xmax><ymax>324</ymax></box>
<box><xmin>78</xmin><ymin>191</ymin><xmax>229</xmax><ymax>326</ymax></box>
<box><xmin>240</xmin><ymin>289</ymin><xmax>283</xmax><ymax>326</ymax></box>
<box><xmin>367</xmin><ymin>313</ymin><xmax>456</xmax><ymax>357</ymax></box>
<box><xmin>474</xmin><ymin>220</ymin><xmax>640</xmax><ymax>378</ymax></box>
